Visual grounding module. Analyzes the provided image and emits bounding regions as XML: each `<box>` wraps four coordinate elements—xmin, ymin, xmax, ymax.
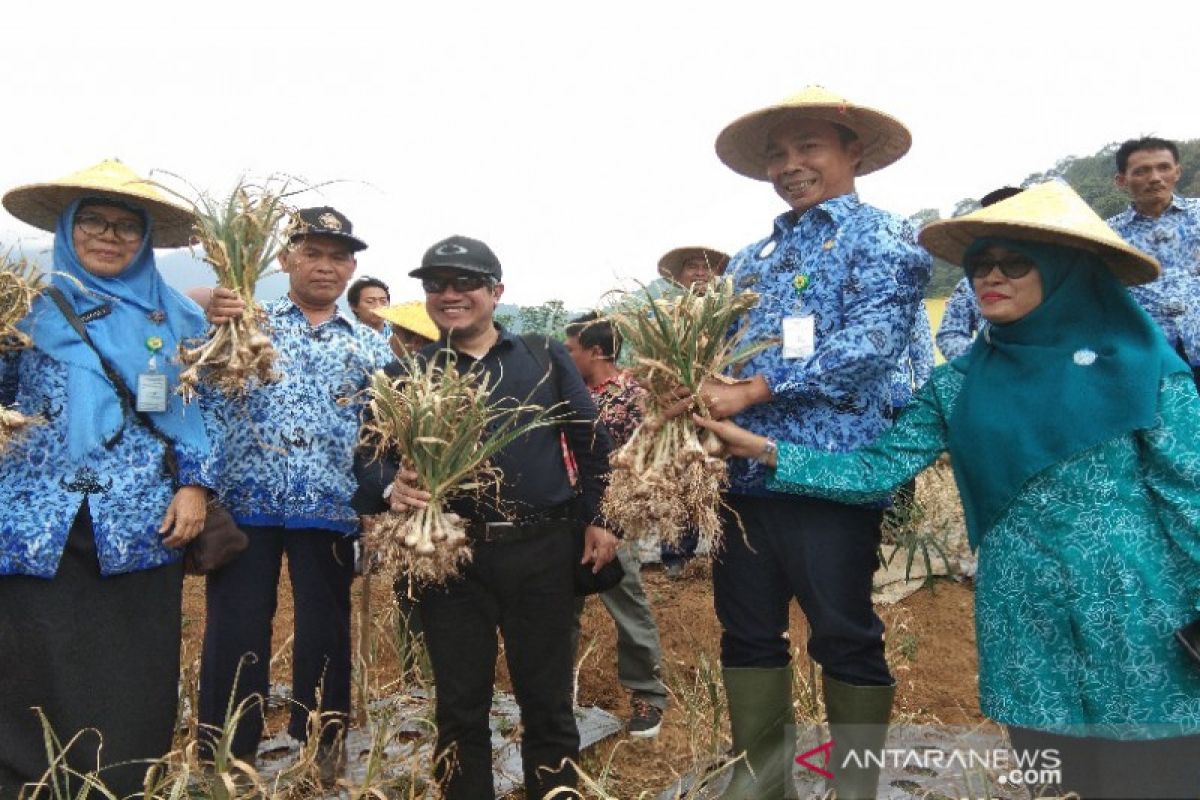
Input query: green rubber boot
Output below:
<box><xmin>822</xmin><ymin>676</ymin><xmax>896</xmax><ymax>800</ymax></box>
<box><xmin>718</xmin><ymin>667</ymin><xmax>795</xmax><ymax>800</ymax></box>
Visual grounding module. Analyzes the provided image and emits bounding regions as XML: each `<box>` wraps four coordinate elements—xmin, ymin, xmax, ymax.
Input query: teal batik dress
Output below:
<box><xmin>768</xmin><ymin>365</ymin><xmax>1200</xmax><ymax>739</ymax></box>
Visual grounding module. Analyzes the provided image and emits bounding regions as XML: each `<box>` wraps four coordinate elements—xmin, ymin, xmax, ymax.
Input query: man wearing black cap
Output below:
<box><xmin>198</xmin><ymin>207</ymin><xmax>393</xmax><ymax>781</ymax></box>
<box><xmin>354</xmin><ymin>235</ymin><xmax>618</xmax><ymax>800</ymax></box>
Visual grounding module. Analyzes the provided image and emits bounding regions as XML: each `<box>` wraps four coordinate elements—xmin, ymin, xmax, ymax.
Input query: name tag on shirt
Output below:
<box><xmin>781</xmin><ymin>315</ymin><xmax>815</xmax><ymax>359</ymax></box>
<box><xmin>136</xmin><ymin>373</ymin><xmax>169</xmax><ymax>413</ymax></box>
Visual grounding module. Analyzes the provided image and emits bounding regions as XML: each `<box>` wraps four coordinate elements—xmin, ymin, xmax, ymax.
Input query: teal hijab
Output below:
<box><xmin>946</xmin><ymin>237</ymin><xmax>1188</xmax><ymax>549</ymax></box>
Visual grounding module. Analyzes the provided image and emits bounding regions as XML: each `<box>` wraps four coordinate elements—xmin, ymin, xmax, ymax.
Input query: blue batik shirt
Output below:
<box><xmin>1108</xmin><ymin>195</ymin><xmax>1200</xmax><ymax>365</ymax></box>
<box><xmin>0</xmin><ymin>347</ymin><xmax>220</xmax><ymax>578</ymax></box>
<box><xmin>935</xmin><ymin>276</ymin><xmax>984</xmax><ymax>360</ymax></box>
<box><xmin>216</xmin><ymin>295</ymin><xmax>394</xmax><ymax>534</ymax></box>
<box><xmin>727</xmin><ymin>192</ymin><xmax>931</xmax><ymax>496</ymax></box>
<box><xmin>889</xmin><ymin>301</ymin><xmax>935</xmax><ymax>409</ymax></box>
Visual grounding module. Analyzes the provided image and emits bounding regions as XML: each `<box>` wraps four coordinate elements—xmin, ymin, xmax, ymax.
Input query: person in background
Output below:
<box><xmin>375</xmin><ymin>299</ymin><xmax>438</xmax><ymax>359</ymax></box>
<box><xmin>934</xmin><ymin>277</ymin><xmax>983</xmax><ymax>361</ymax></box>
<box><xmin>1107</xmin><ymin>137</ymin><xmax>1200</xmax><ymax>390</ymax></box>
<box><xmin>0</xmin><ymin>159</ymin><xmax>217</xmax><ymax>797</ymax></box>
<box><xmin>655</xmin><ymin>246</ymin><xmax>730</xmax><ymax>575</ymax></box>
<box><xmin>658</xmin><ymin>246</ymin><xmax>730</xmax><ymax>293</ymax></box>
<box><xmin>696</xmin><ymin>180</ymin><xmax>1200</xmax><ymax>800</ymax></box>
<box><xmin>347</xmin><ymin>275</ymin><xmax>392</xmax><ymax>335</ymax></box>
<box><xmin>563</xmin><ymin>311</ymin><xmax>669</xmax><ymax>738</ymax></box>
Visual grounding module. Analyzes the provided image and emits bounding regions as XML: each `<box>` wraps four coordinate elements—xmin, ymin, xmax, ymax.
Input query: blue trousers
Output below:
<box><xmin>713</xmin><ymin>493</ymin><xmax>891</xmax><ymax>686</ymax></box>
<box><xmin>198</xmin><ymin>526</ymin><xmax>355</xmax><ymax>758</ymax></box>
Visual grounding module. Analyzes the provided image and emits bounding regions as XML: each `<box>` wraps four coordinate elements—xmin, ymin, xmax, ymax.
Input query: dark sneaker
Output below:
<box><xmin>628</xmin><ymin>697</ymin><xmax>664</xmax><ymax>738</ymax></box>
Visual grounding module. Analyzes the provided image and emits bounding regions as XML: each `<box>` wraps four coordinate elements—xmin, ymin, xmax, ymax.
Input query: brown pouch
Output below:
<box><xmin>184</xmin><ymin>502</ymin><xmax>249</xmax><ymax>576</ymax></box>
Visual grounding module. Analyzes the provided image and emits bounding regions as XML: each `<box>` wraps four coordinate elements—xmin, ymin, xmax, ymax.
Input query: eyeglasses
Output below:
<box><xmin>963</xmin><ymin>255</ymin><xmax>1036</xmax><ymax>281</ymax></box>
<box><xmin>74</xmin><ymin>213</ymin><xmax>145</xmax><ymax>243</ymax></box>
<box><xmin>422</xmin><ymin>275</ymin><xmax>494</xmax><ymax>294</ymax></box>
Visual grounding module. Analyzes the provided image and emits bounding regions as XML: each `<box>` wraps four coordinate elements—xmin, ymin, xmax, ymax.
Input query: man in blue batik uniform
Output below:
<box><xmin>692</xmin><ymin>86</ymin><xmax>930</xmax><ymax>799</ymax></box>
<box><xmin>935</xmin><ymin>276</ymin><xmax>983</xmax><ymax>360</ymax></box>
<box><xmin>197</xmin><ymin>207</ymin><xmax>393</xmax><ymax>782</ymax></box>
<box><xmin>1107</xmin><ymin>137</ymin><xmax>1200</xmax><ymax>390</ymax></box>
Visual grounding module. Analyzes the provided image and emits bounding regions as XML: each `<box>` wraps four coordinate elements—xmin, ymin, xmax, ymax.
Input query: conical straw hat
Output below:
<box><xmin>715</xmin><ymin>85</ymin><xmax>912</xmax><ymax>180</ymax></box>
<box><xmin>375</xmin><ymin>300</ymin><xmax>439</xmax><ymax>341</ymax></box>
<box><xmin>2</xmin><ymin>159</ymin><xmax>195</xmax><ymax>248</ymax></box>
<box><xmin>657</xmin><ymin>246</ymin><xmax>730</xmax><ymax>281</ymax></box>
<box><xmin>919</xmin><ymin>180</ymin><xmax>1159</xmax><ymax>286</ymax></box>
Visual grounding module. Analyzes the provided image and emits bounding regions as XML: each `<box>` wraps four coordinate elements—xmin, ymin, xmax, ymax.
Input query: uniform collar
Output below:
<box><xmin>1122</xmin><ymin>193</ymin><xmax>1189</xmax><ymax>221</ymax></box>
<box><xmin>267</xmin><ymin>294</ymin><xmax>356</xmax><ymax>329</ymax></box>
<box><xmin>773</xmin><ymin>191</ymin><xmax>861</xmax><ymax>235</ymax></box>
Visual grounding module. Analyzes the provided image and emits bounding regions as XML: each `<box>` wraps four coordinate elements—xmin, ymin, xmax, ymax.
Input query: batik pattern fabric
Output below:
<box><xmin>935</xmin><ymin>276</ymin><xmax>983</xmax><ymax>361</ymax></box>
<box><xmin>1109</xmin><ymin>196</ymin><xmax>1200</xmax><ymax>365</ymax></box>
<box><xmin>889</xmin><ymin>301</ymin><xmax>935</xmax><ymax>409</ymax></box>
<box><xmin>768</xmin><ymin>365</ymin><xmax>1200</xmax><ymax>738</ymax></box>
<box><xmin>725</xmin><ymin>192</ymin><xmax>931</xmax><ymax>496</ymax></box>
<box><xmin>215</xmin><ymin>296</ymin><xmax>394</xmax><ymax>534</ymax></box>
<box><xmin>0</xmin><ymin>347</ymin><xmax>219</xmax><ymax>577</ymax></box>
<box><xmin>591</xmin><ymin>372</ymin><xmax>646</xmax><ymax>449</ymax></box>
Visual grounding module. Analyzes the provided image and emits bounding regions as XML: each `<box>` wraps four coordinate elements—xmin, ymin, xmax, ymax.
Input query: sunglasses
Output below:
<box><xmin>963</xmin><ymin>255</ymin><xmax>1036</xmax><ymax>281</ymax></box>
<box><xmin>421</xmin><ymin>275</ymin><xmax>494</xmax><ymax>294</ymax></box>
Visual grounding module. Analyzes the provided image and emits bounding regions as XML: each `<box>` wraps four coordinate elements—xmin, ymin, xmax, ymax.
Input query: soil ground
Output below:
<box><xmin>180</xmin><ymin>557</ymin><xmax>983</xmax><ymax>798</ymax></box>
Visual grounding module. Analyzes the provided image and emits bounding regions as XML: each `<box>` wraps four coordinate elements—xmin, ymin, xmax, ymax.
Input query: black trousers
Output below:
<box><xmin>0</xmin><ymin>504</ymin><xmax>182</xmax><ymax>799</ymax></box>
<box><xmin>713</xmin><ymin>493</ymin><xmax>891</xmax><ymax>686</ymax></box>
<box><xmin>1008</xmin><ymin>726</ymin><xmax>1200</xmax><ymax>799</ymax></box>
<box><xmin>198</xmin><ymin>525</ymin><xmax>355</xmax><ymax>758</ymax></box>
<box><xmin>415</xmin><ymin>527</ymin><xmax>579</xmax><ymax>800</ymax></box>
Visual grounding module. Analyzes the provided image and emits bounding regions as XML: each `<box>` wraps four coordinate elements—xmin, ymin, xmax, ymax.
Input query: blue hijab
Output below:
<box><xmin>946</xmin><ymin>237</ymin><xmax>1188</xmax><ymax>549</ymax></box>
<box><xmin>20</xmin><ymin>197</ymin><xmax>211</xmax><ymax>461</ymax></box>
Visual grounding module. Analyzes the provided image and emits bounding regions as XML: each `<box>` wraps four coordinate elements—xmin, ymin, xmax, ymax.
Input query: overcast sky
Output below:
<box><xmin>2</xmin><ymin>0</ymin><xmax>1194</xmax><ymax>307</ymax></box>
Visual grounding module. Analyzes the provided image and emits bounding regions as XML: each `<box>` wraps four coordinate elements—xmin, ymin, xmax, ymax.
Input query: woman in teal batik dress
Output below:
<box><xmin>694</xmin><ymin>181</ymin><xmax>1200</xmax><ymax>800</ymax></box>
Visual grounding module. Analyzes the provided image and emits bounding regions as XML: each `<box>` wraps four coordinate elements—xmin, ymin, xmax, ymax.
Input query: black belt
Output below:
<box><xmin>465</xmin><ymin>502</ymin><xmax>577</xmax><ymax>544</ymax></box>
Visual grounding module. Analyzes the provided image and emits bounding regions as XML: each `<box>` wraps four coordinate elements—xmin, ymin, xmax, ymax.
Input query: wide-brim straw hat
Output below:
<box><xmin>919</xmin><ymin>180</ymin><xmax>1159</xmax><ymax>286</ymax></box>
<box><xmin>715</xmin><ymin>86</ymin><xmax>912</xmax><ymax>180</ymax></box>
<box><xmin>2</xmin><ymin>159</ymin><xmax>195</xmax><ymax>248</ymax></box>
<box><xmin>375</xmin><ymin>301</ymin><xmax>439</xmax><ymax>341</ymax></box>
<box><xmin>657</xmin><ymin>246</ymin><xmax>731</xmax><ymax>281</ymax></box>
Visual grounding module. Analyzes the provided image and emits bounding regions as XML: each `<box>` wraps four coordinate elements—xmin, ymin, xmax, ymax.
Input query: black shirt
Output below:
<box><xmin>353</xmin><ymin>326</ymin><xmax>612</xmax><ymax>526</ymax></box>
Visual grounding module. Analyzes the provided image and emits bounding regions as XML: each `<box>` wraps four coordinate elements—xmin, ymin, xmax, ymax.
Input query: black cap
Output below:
<box><xmin>287</xmin><ymin>206</ymin><xmax>368</xmax><ymax>252</ymax></box>
<box><xmin>410</xmin><ymin>235</ymin><xmax>502</xmax><ymax>281</ymax></box>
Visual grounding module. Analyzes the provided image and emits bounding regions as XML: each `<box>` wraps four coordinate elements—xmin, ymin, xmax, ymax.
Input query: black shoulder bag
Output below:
<box><xmin>521</xmin><ymin>334</ymin><xmax>624</xmax><ymax>596</ymax></box>
<box><xmin>45</xmin><ymin>287</ymin><xmax>247</xmax><ymax>575</ymax></box>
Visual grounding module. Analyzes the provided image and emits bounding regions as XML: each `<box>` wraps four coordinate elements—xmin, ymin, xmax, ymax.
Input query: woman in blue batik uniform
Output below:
<box><xmin>0</xmin><ymin>160</ymin><xmax>218</xmax><ymax>797</ymax></box>
<box><xmin>694</xmin><ymin>181</ymin><xmax>1200</xmax><ymax>800</ymax></box>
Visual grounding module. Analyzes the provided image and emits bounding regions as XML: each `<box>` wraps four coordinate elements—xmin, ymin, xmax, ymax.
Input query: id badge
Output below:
<box><xmin>781</xmin><ymin>315</ymin><xmax>815</xmax><ymax>360</ymax></box>
<box><xmin>136</xmin><ymin>373</ymin><xmax>169</xmax><ymax>413</ymax></box>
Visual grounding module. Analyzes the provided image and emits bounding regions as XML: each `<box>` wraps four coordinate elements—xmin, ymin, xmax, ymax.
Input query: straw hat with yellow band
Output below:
<box><xmin>375</xmin><ymin>301</ymin><xmax>439</xmax><ymax>342</ymax></box>
<box><xmin>715</xmin><ymin>85</ymin><xmax>912</xmax><ymax>180</ymax></box>
<box><xmin>2</xmin><ymin>159</ymin><xmax>195</xmax><ymax>248</ymax></box>
<box><xmin>919</xmin><ymin>179</ymin><xmax>1160</xmax><ymax>286</ymax></box>
<box><xmin>657</xmin><ymin>246</ymin><xmax>730</xmax><ymax>281</ymax></box>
